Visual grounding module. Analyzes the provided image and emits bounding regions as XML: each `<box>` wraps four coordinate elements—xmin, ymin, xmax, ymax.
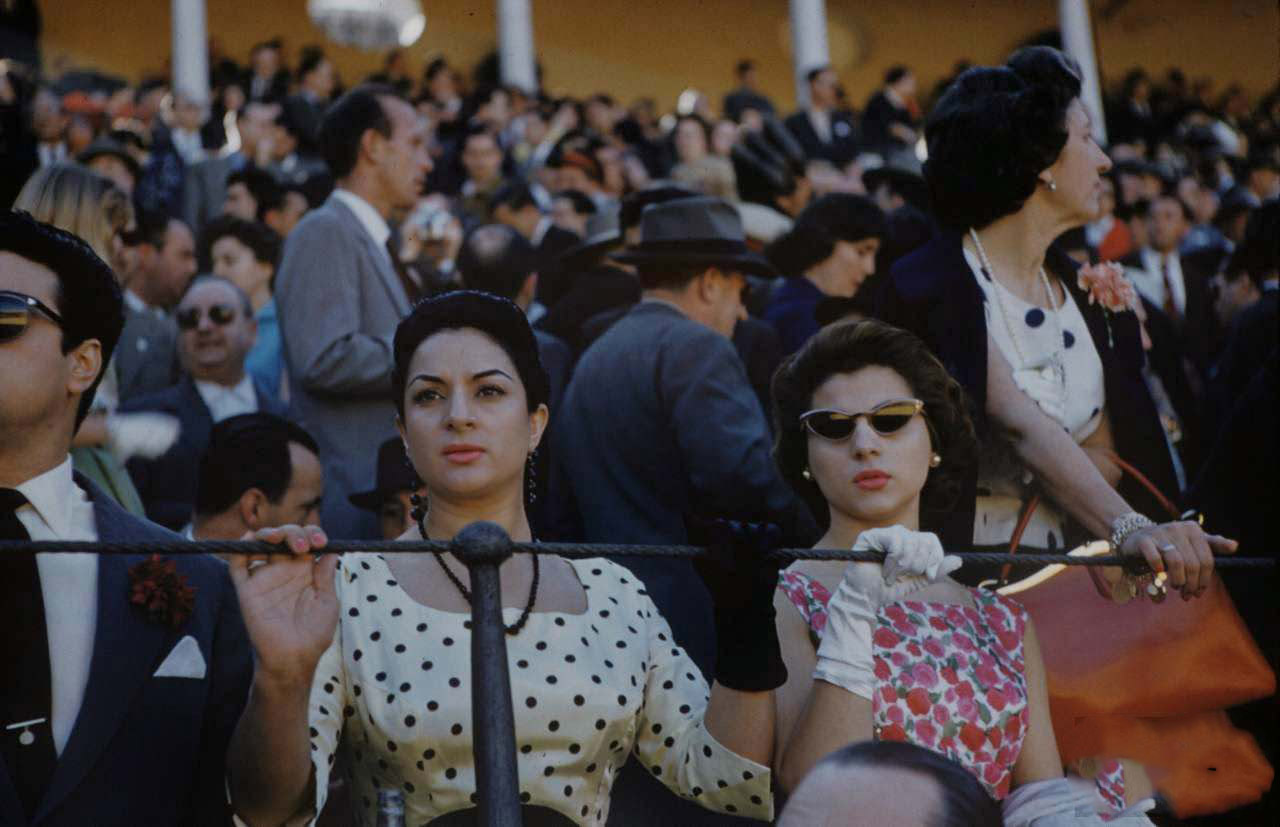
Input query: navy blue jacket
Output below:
<box><xmin>879</xmin><ymin>233</ymin><xmax>1179</xmax><ymax>549</ymax></box>
<box><xmin>121</xmin><ymin>376</ymin><xmax>288</xmax><ymax>530</ymax></box>
<box><xmin>0</xmin><ymin>475</ymin><xmax>252</xmax><ymax>826</ymax></box>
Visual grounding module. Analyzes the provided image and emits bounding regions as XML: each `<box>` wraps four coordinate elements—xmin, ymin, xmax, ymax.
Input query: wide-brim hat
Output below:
<box><xmin>559</xmin><ymin>206</ymin><xmax>622</xmax><ymax>271</ymax></box>
<box><xmin>349</xmin><ymin>437</ymin><xmax>419</xmax><ymax>512</ymax></box>
<box><xmin>610</xmin><ymin>195</ymin><xmax>777</xmax><ymax>278</ymax></box>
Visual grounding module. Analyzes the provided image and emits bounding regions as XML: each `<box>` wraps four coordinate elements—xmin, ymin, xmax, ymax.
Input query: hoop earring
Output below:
<box><xmin>929</xmin><ymin>453</ymin><xmax>942</xmax><ymax>468</ymax></box>
<box><xmin>525</xmin><ymin>450</ymin><xmax>539</xmax><ymax>505</ymax></box>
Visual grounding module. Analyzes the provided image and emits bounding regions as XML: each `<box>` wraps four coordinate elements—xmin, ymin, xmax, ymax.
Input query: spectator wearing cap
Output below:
<box><xmin>190</xmin><ymin>413</ymin><xmax>323</xmax><ymax>541</ymax></box>
<box><xmin>348</xmin><ymin>437</ymin><xmax>425</xmax><ymax>540</ymax></box>
<box><xmin>784</xmin><ymin>66</ymin><xmax>859</xmax><ymax>167</ymax></box>
<box><xmin>121</xmin><ymin>276</ymin><xmax>287</xmax><ymax>529</ymax></box>
<box><xmin>204</xmin><ymin>215</ymin><xmax>286</xmax><ymax>397</ymax></box>
<box><xmin>722</xmin><ymin>59</ymin><xmax>775</xmax><ymax>124</ymax></box>
<box><xmin>490</xmin><ymin>178</ymin><xmax>581</xmax><ymax>308</ymax></box>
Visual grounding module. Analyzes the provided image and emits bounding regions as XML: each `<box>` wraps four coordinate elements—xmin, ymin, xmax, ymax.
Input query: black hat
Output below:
<box><xmin>862</xmin><ymin>164</ymin><xmax>930</xmax><ymax>213</ymax></box>
<box><xmin>559</xmin><ymin>206</ymin><xmax>621</xmax><ymax>271</ymax></box>
<box><xmin>619</xmin><ymin>183</ymin><xmax>700</xmax><ymax>231</ymax></box>
<box><xmin>76</xmin><ymin>138</ymin><xmax>141</xmax><ymax>181</ymax></box>
<box><xmin>611</xmin><ymin>196</ymin><xmax>776</xmax><ymax>278</ymax></box>
<box><xmin>349</xmin><ymin>438</ymin><xmax>418</xmax><ymax>511</ymax></box>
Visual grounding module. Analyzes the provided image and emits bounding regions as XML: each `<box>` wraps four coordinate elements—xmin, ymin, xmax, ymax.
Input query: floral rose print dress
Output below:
<box><xmin>779</xmin><ymin>570</ymin><xmax>1127</xmax><ymax>810</ymax></box>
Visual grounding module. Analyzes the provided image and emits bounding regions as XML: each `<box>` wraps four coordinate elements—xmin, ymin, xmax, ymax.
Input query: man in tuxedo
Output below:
<box><xmin>783</xmin><ymin>66</ymin><xmax>858</xmax><ymax>167</ymax></box>
<box><xmin>489</xmin><ymin>178</ymin><xmax>581</xmax><ymax>308</ymax></box>
<box><xmin>122</xmin><ymin>276</ymin><xmax>288</xmax><ymax>530</ymax></box>
<box><xmin>0</xmin><ymin>210</ymin><xmax>252</xmax><ymax>825</ymax></box>
<box><xmin>275</xmin><ymin>84</ymin><xmax>431</xmax><ymax>539</ymax></box>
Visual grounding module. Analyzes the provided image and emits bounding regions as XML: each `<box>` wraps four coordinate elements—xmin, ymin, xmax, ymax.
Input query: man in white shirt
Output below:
<box><xmin>783</xmin><ymin>66</ymin><xmax>859</xmax><ymax>167</ymax></box>
<box><xmin>120</xmin><ymin>277</ymin><xmax>288</xmax><ymax>529</ymax></box>
<box><xmin>0</xmin><ymin>210</ymin><xmax>251</xmax><ymax>826</ymax></box>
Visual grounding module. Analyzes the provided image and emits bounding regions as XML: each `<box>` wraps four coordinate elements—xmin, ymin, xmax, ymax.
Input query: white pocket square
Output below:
<box><xmin>153</xmin><ymin>635</ymin><xmax>207</xmax><ymax>679</ymax></box>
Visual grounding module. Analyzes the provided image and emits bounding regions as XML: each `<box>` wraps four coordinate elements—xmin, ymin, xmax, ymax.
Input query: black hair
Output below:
<box><xmin>225</xmin><ymin>165</ymin><xmax>284</xmax><ymax>220</ymax></box>
<box><xmin>424</xmin><ymin>57</ymin><xmax>450</xmax><ymax>83</ymax></box>
<box><xmin>771</xmin><ymin>319</ymin><xmax>977</xmax><ymax>530</ymax></box>
<box><xmin>802</xmin><ymin>741</ymin><xmax>1001</xmax><ymax>827</ymax></box>
<box><xmin>297</xmin><ymin>45</ymin><xmax>327</xmax><ymax>81</ymax></box>
<box><xmin>456</xmin><ymin>224</ymin><xmax>537</xmax><ymax>301</ymax></box>
<box><xmin>122</xmin><ymin>204</ymin><xmax>171</xmax><ymax>249</ymax></box>
<box><xmin>735</xmin><ymin>59</ymin><xmax>756</xmax><ymax>78</ymax></box>
<box><xmin>201</xmin><ymin>215</ymin><xmax>282</xmax><ymax>270</ymax></box>
<box><xmin>924</xmin><ymin>46</ymin><xmax>1081</xmax><ymax>231</ymax></box>
<box><xmin>884</xmin><ymin>65</ymin><xmax>911</xmax><ymax>86</ymax></box>
<box><xmin>392</xmin><ymin>290</ymin><xmax>549</xmax><ymax>418</ymax></box>
<box><xmin>554</xmin><ymin>189</ymin><xmax>597</xmax><ymax>216</ymax></box>
<box><xmin>1225</xmin><ymin>200</ymin><xmax>1279</xmax><ymax>288</ymax></box>
<box><xmin>806</xmin><ymin>66</ymin><xmax>832</xmax><ymax>85</ymax></box>
<box><xmin>765</xmin><ymin>193</ymin><xmax>886</xmax><ymax>276</ymax></box>
<box><xmin>194</xmin><ymin>413</ymin><xmax>319</xmax><ymax>517</ymax></box>
<box><xmin>319</xmin><ymin>84</ymin><xmax>399</xmax><ymax>180</ymax></box>
<box><xmin>674</xmin><ymin>113</ymin><xmax>711</xmax><ymax>143</ymax></box>
<box><xmin>462</xmin><ymin>122</ymin><xmax>501</xmax><ymax>153</ymax></box>
<box><xmin>489</xmin><ymin>178</ymin><xmax>540</xmax><ymax>214</ymax></box>
<box><xmin>0</xmin><ymin>210</ymin><xmax>124</xmax><ymax>429</ymax></box>
<box><xmin>1153</xmin><ymin>192</ymin><xmax>1194</xmax><ymax>224</ymax></box>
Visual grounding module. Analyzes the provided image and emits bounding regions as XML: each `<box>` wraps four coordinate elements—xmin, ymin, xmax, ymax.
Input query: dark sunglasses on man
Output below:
<box><xmin>176</xmin><ymin>304</ymin><xmax>238</xmax><ymax>331</ymax></box>
<box><xmin>0</xmin><ymin>290</ymin><xmax>64</xmax><ymax>343</ymax></box>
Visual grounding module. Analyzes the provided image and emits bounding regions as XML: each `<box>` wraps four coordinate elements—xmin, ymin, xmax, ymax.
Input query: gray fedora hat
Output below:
<box><xmin>559</xmin><ymin>206</ymin><xmax>621</xmax><ymax>270</ymax></box>
<box><xmin>611</xmin><ymin>195</ymin><xmax>777</xmax><ymax>278</ymax></box>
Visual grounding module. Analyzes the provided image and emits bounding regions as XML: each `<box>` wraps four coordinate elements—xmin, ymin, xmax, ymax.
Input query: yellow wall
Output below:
<box><xmin>40</xmin><ymin>1</ymin><xmax>1279</xmax><ymax>114</ymax></box>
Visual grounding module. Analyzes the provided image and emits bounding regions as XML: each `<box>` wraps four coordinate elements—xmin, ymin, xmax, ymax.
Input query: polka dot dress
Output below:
<box><xmin>964</xmin><ymin>248</ymin><xmax>1107</xmax><ymax>549</ymax></box>
<box><xmin>298</xmin><ymin>554</ymin><xmax>772</xmax><ymax>826</ymax></box>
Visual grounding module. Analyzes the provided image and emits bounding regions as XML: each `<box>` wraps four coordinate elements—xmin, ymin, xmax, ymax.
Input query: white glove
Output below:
<box><xmin>1002</xmin><ymin>777</ymin><xmax>1155</xmax><ymax>826</ymax></box>
<box><xmin>1013</xmin><ymin>364</ymin><xmax>1067</xmax><ymax>424</ymax></box>
<box><xmin>106</xmin><ymin>412</ymin><xmax>181</xmax><ymax>462</ymax></box>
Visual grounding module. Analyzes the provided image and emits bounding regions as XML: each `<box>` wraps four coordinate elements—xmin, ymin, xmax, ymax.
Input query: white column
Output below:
<box><xmin>171</xmin><ymin>0</ymin><xmax>209</xmax><ymax>105</ymax></box>
<box><xmin>497</xmin><ymin>0</ymin><xmax>538</xmax><ymax>94</ymax></box>
<box><xmin>789</xmin><ymin>0</ymin><xmax>830</xmax><ymax>108</ymax></box>
<box><xmin>1059</xmin><ymin>0</ymin><xmax>1107</xmax><ymax>145</ymax></box>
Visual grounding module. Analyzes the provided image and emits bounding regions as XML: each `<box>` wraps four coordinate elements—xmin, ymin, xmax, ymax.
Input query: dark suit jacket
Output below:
<box><xmin>722</xmin><ymin>88</ymin><xmax>775</xmax><ymax>122</ymax></box>
<box><xmin>783</xmin><ymin>108</ymin><xmax>859</xmax><ymax>166</ymax></box>
<box><xmin>245</xmin><ymin>69</ymin><xmax>290</xmax><ymax>104</ymax></box>
<box><xmin>1119</xmin><ymin>248</ymin><xmax>1220</xmax><ymax>375</ymax></box>
<box><xmin>879</xmin><ymin>234</ymin><xmax>1179</xmax><ymax>550</ymax></box>
<box><xmin>121</xmin><ymin>376</ymin><xmax>288</xmax><ymax>529</ymax></box>
<box><xmin>537</xmin><ymin>265</ymin><xmax>641</xmax><ymax>357</ymax></box>
<box><xmin>0</xmin><ymin>476</ymin><xmax>252</xmax><ymax>826</ymax></box>
<box><xmin>114</xmin><ymin>305</ymin><xmax>180</xmax><ymax>405</ymax></box>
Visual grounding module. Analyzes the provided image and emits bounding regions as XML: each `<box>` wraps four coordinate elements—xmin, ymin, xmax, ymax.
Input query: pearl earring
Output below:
<box><xmin>929</xmin><ymin>453</ymin><xmax>942</xmax><ymax>468</ymax></box>
<box><xmin>802</xmin><ymin>468</ymin><xmax>813</xmax><ymax>481</ymax></box>
<box><xmin>1045</xmin><ymin>178</ymin><xmax>1058</xmax><ymax>192</ymax></box>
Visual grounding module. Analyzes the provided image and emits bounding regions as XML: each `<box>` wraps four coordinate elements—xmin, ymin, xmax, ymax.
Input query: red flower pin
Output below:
<box><xmin>128</xmin><ymin>555</ymin><xmax>196</xmax><ymax>629</ymax></box>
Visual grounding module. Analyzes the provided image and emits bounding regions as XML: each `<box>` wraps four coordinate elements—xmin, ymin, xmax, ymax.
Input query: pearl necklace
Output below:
<box><xmin>968</xmin><ymin>228</ymin><xmax>1067</xmax><ymax>416</ymax></box>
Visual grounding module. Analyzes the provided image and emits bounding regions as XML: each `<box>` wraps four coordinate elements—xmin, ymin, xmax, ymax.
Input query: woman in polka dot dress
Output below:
<box><xmin>764</xmin><ymin>321</ymin><xmax>1155</xmax><ymax>824</ymax></box>
<box><xmin>225</xmin><ymin>292</ymin><xmax>781</xmax><ymax>826</ymax></box>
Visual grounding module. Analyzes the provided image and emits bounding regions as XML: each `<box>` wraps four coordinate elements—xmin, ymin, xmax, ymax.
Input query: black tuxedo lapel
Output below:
<box><xmin>33</xmin><ymin>479</ymin><xmax>170</xmax><ymax>823</ymax></box>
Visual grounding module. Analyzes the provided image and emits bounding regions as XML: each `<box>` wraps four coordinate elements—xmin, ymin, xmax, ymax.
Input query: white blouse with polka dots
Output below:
<box><xmin>296</xmin><ymin>553</ymin><xmax>772</xmax><ymax>825</ymax></box>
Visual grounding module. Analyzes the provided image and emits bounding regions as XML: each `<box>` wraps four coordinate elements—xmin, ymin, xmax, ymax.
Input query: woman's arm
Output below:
<box><xmin>703</xmin><ymin>682</ymin><xmax>775</xmax><ymax>766</ymax></box>
<box><xmin>779</xmin><ymin>681</ymin><xmax>873</xmax><ymax>793</ymax></box>
<box><xmin>227</xmin><ymin>672</ymin><xmax>320</xmax><ymax>825</ymax></box>
<box><xmin>772</xmin><ymin>588</ymin><xmax>819</xmax><ymax>764</ymax></box>
<box><xmin>1079</xmin><ymin>410</ymin><xmax>1123</xmax><ymax>488</ymax></box>
<box><xmin>1011</xmin><ymin>618</ymin><xmax>1065</xmax><ymax>787</ymax></box>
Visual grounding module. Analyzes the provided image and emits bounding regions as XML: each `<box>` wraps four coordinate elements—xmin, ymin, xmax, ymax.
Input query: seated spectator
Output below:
<box><xmin>122</xmin><ymin>275</ymin><xmax>287</xmax><ymax>529</ymax></box>
<box><xmin>223</xmin><ymin>165</ymin><xmax>295</xmax><ymax>238</ymax></box>
<box><xmin>549</xmin><ymin>188</ymin><xmax>596</xmax><ymax>236</ymax></box>
<box><xmin>203</xmin><ymin>215</ymin><xmax>286</xmax><ymax>396</ymax></box>
<box><xmin>267</xmin><ymin>104</ymin><xmax>331</xmax><ymax>188</ymax></box>
<box><xmin>778</xmin><ymin>741</ymin><xmax>1002</xmax><ymax>827</ymax></box>
<box><xmin>76</xmin><ymin>137</ymin><xmax>140</xmax><ymax>195</ymax></box>
<box><xmin>457</xmin><ymin>124</ymin><xmax>508</xmax><ymax>225</ymax></box>
<box><xmin>347</xmin><ymin>437</ymin><xmax>425</xmax><ymax>540</ymax></box>
<box><xmin>732</xmin><ymin>117</ymin><xmax>813</xmax><ymax>243</ymax></box>
<box><xmin>490</xmin><ymin>178</ymin><xmax>580</xmax><ymax>308</ymax></box>
<box><xmin>763</xmin><ymin>193</ymin><xmax>886</xmax><ymax>354</ymax></box>
<box><xmin>784</xmin><ymin>66</ymin><xmax>858</xmax><ymax>167</ymax></box>
<box><xmin>861</xmin><ymin>65</ymin><xmax>922</xmax><ymax>165</ymax></box>
<box><xmin>190</xmin><ymin>413</ymin><xmax>323</xmax><ymax>540</ymax></box>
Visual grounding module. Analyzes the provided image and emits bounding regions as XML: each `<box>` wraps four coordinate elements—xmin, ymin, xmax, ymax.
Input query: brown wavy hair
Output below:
<box><xmin>771</xmin><ymin>319</ymin><xmax>977</xmax><ymax>527</ymax></box>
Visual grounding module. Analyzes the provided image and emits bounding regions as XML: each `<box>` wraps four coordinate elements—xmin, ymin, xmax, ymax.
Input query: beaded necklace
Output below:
<box><xmin>968</xmin><ymin>228</ymin><xmax>1067</xmax><ymax>417</ymax></box>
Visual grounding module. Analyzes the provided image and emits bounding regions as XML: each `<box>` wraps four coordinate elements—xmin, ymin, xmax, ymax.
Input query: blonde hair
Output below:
<box><xmin>13</xmin><ymin>162</ymin><xmax>133</xmax><ymax>265</ymax></box>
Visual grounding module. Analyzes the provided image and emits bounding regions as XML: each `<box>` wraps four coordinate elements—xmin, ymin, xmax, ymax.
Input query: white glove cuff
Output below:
<box><xmin>812</xmin><ymin>579</ymin><xmax>877</xmax><ymax>700</ymax></box>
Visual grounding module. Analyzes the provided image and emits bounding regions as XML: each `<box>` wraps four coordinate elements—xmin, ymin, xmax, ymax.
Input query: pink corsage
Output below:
<box><xmin>1077</xmin><ymin>261</ymin><xmax>1136</xmax><ymax>348</ymax></box>
<box><xmin>128</xmin><ymin>555</ymin><xmax>197</xmax><ymax>628</ymax></box>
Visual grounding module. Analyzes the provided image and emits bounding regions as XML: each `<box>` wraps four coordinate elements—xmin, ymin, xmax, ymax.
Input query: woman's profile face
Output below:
<box><xmin>399</xmin><ymin>328</ymin><xmax>547</xmax><ymax>504</ymax></box>
<box><xmin>806</xmin><ymin>366</ymin><xmax>933</xmax><ymax>529</ymax></box>
<box><xmin>1043</xmin><ymin>98</ymin><xmax>1113</xmax><ymax>225</ymax></box>
<box><xmin>817</xmin><ymin>238</ymin><xmax>881</xmax><ymax>298</ymax></box>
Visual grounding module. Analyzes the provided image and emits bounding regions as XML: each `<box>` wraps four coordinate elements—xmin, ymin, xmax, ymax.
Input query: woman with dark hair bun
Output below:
<box><xmin>763</xmin><ymin>193</ymin><xmax>886</xmax><ymax>354</ymax></box>
<box><xmin>769</xmin><ymin>320</ymin><xmax>1155</xmax><ymax>824</ymax></box>
<box><xmin>879</xmin><ymin>46</ymin><xmax>1235</xmax><ymax>591</ymax></box>
<box><xmin>226</xmin><ymin>291</ymin><xmax>785</xmax><ymax>826</ymax></box>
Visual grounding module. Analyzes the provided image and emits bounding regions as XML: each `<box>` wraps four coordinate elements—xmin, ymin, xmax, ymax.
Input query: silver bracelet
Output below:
<box><xmin>1110</xmin><ymin>511</ymin><xmax>1156</xmax><ymax>551</ymax></box>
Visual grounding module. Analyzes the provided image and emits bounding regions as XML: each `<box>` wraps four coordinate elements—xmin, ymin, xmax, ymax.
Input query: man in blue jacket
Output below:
<box><xmin>0</xmin><ymin>210</ymin><xmax>252</xmax><ymax>826</ymax></box>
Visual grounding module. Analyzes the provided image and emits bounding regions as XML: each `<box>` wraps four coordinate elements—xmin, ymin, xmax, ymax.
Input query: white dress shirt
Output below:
<box><xmin>12</xmin><ymin>457</ymin><xmax>99</xmax><ymax>755</ymax></box>
<box><xmin>806</xmin><ymin>107</ymin><xmax>833</xmax><ymax>144</ymax></box>
<box><xmin>37</xmin><ymin>142</ymin><xmax>68</xmax><ymax>167</ymax></box>
<box><xmin>1126</xmin><ymin>248</ymin><xmax>1187</xmax><ymax>318</ymax></box>
<box><xmin>194</xmin><ymin>373</ymin><xmax>258</xmax><ymax>423</ymax></box>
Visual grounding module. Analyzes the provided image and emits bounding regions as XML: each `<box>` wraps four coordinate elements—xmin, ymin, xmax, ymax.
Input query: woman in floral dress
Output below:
<box><xmin>768</xmin><ymin>319</ymin><xmax>1154</xmax><ymax>824</ymax></box>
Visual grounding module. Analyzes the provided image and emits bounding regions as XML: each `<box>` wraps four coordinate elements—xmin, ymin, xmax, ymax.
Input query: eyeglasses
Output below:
<box><xmin>176</xmin><ymin>304</ymin><xmax>237</xmax><ymax>330</ymax></box>
<box><xmin>800</xmin><ymin>398</ymin><xmax>925</xmax><ymax>440</ymax></box>
<box><xmin>0</xmin><ymin>291</ymin><xmax>65</xmax><ymax>344</ymax></box>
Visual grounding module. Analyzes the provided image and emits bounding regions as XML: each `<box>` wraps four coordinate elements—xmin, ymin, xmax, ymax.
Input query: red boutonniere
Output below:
<box><xmin>1076</xmin><ymin>261</ymin><xmax>1137</xmax><ymax>348</ymax></box>
<box><xmin>128</xmin><ymin>555</ymin><xmax>196</xmax><ymax>629</ymax></box>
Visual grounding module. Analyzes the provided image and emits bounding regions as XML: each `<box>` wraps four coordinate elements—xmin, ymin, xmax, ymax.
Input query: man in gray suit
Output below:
<box><xmin>275</xmin><ymin>84</ymin><xmax>431</xmax><ymax>539</ymax></box>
